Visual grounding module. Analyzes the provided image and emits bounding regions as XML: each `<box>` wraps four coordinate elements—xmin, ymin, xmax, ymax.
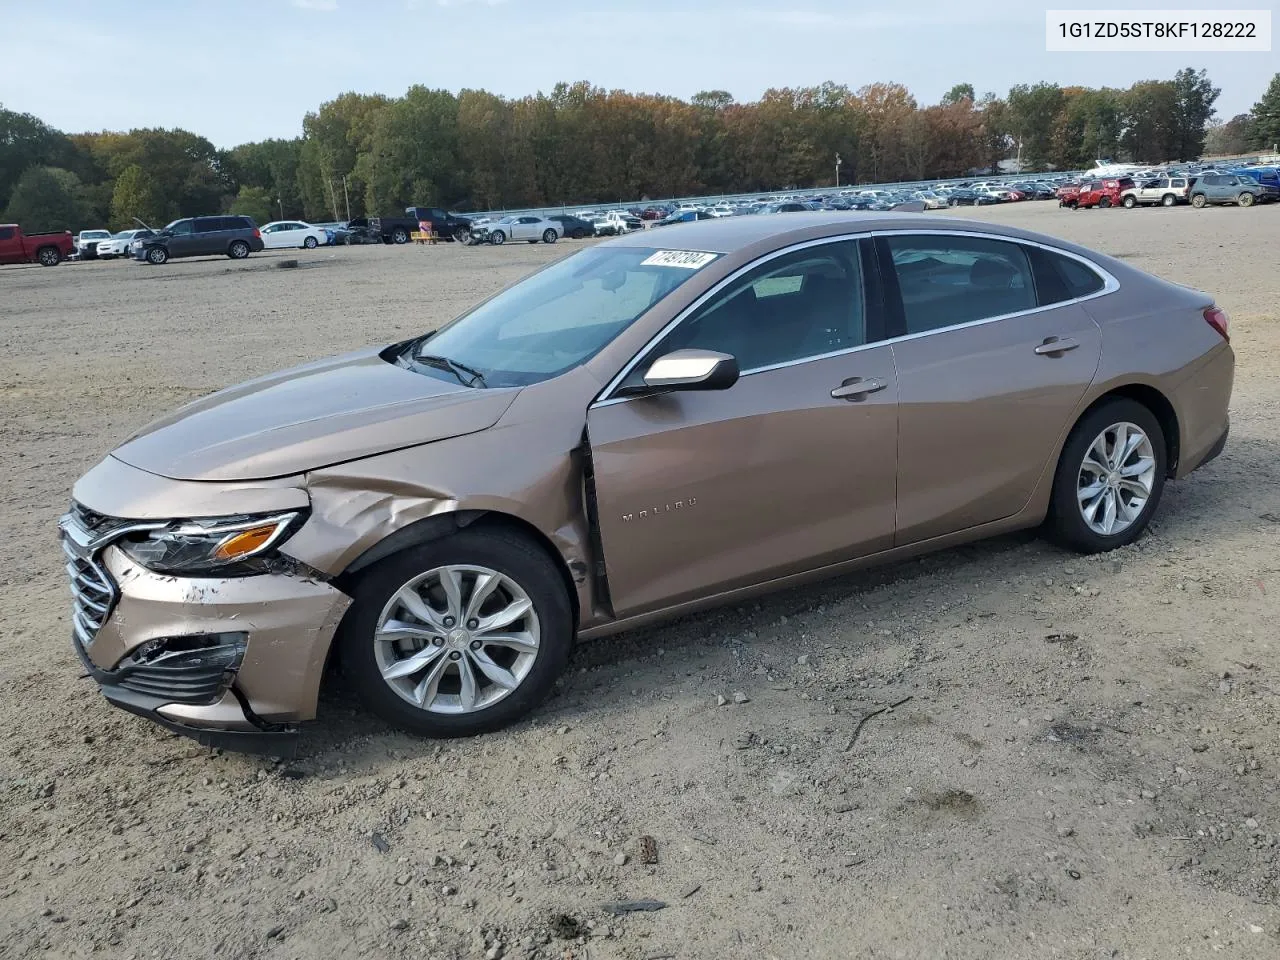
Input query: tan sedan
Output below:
<box><xmin>62</xmin><ymin>213</ymin><xmax>1233</xmax><ymax>753</ymax></box>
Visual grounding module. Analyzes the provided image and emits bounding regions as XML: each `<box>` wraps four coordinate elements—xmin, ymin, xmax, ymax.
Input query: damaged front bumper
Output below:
<box><xmin>61</xmin><ymin>501</ymin><xmax>351</xmax><ymax>757</ymax></box>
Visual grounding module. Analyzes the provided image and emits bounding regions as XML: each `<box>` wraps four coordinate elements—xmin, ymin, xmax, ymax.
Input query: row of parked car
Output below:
<box><xmin>1056</xmin><ymin>165</ymin><xmax>1280</xmax><ymax>210</ymax></box>
<box><xmin>70</xmin><ymin>218</ymin><xmax>350</xmax><ymax>263</ymax></box>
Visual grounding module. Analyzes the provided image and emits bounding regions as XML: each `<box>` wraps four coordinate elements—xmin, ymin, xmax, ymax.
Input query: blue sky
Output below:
<box><xmin>3</xmin><ymin>0</ymin><xmax>1274</xmax><ymax>147</ymax></box>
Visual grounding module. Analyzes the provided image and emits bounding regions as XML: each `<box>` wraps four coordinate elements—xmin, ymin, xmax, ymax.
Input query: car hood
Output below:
<box><xmin>112</xmin><ymin>348</ymin><xmax>519</xmax><ymax>482</ymax></box>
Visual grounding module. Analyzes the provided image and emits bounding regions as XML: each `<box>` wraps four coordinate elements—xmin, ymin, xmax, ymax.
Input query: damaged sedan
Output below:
<box><xmin>62</xmin><ymin>213</ymin><xmax>1233</xmax><ymax>753</ymax></box>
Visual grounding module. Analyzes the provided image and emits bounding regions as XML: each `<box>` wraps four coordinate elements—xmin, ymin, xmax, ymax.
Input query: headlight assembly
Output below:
<box><xmin>117</xmin><ymin>512</ymin><xmax>304</xmax><ymax>576</ymax></box>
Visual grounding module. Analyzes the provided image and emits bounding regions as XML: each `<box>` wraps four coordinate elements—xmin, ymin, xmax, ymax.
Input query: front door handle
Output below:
<box><xmin>1034</xmin><ymin>336</ymin><xmax>1080</xmax><ymax>356</ymax></box>
<box><xmin>831</xmin><ymin>376</ymin><xmax>887</xmax><ymax>401</ymax></box>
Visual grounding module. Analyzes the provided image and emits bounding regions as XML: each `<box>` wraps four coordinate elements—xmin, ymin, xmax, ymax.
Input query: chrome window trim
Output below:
<box><xmin>591</xmin><ymin>228</ymin><xmax>1118</xmax><ymax>408</ymax></box>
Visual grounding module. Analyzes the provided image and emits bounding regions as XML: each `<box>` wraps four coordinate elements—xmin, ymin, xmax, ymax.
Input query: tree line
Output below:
<box><xmin>2</xmin><ymin>69</ymin><xmax>1278</xmax><ymax>234</ymax></box>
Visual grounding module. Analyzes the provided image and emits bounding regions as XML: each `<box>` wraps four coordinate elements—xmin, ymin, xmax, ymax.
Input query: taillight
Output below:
<box><xmin>253</xmin><ymin>228</ymin><xmax>261</xmax><ymax>238</ymax></box>
<box><xmin>1204</xmin><ymin>306</ymin><xmax>1229</xmax><ymax>342</ymax></box>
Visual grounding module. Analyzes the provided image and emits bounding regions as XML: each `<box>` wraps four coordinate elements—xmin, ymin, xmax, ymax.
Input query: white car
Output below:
<box><xmin>259</xmin><ymin>221</ymin><xmax>328</xmax><ymax>249</ymax></box>
<box><xmin>96</xmin><ymin>229</ymin><xmax>152</xmax><ymax>259</ymax></box>
<box><xmin>601</xmin><ymin>210</ymin><xmax>643</xmax><ymax>232</ymax></box>
<box><xmin>468</xmin><ymin>215</ymin><xmax>561</xmax><ymax>245</ymax></box>
<box><xmin>74</xmin><ymin>229</ymin><xmax>112</xmax><ymax>259</ymax></box>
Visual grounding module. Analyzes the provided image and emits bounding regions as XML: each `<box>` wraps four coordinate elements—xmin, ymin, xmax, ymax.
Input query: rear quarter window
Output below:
<box><xmin>1032</xmin><ymin>249</ymin><xmax>1106</xmax><ymax>304</ymax></box>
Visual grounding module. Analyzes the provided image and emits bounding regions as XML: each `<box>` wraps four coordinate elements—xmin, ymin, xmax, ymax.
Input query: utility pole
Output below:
<box><xmin>341</xmin><ymin>176</ymin><xmax>352</xmax><ymax>222</ymax></box>
<box><xmin>835</xmin><ymin>153</ymin><xmax>842</xmax><ymax>188</ymax></box>
<box><xmin>277</xmin><ymin>198</ymin><xmax>284</xmax><ymax>221</ymax></box>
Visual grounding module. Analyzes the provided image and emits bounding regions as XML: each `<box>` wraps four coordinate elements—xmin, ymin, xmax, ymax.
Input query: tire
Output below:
<box><xmin>1097</xmin><ymin>197</ymin><xmax>1111</xmax><ymax>209</ymax></box>
<box><xmin>1161</xmin><ymin>194</ymin><xmax>1177</xmax><ymax>207</ymax></box>
<box><xmin>571</xmin><ymin>228</ymin><xmax>587</xmax><ymax>239</ymax></box>
<box><xmin>36</xmin><ymin>246</ymin><xmax>61</xmax><ymax>267</ymax></box>
<box><xmin>489</xmin><ymin>230</ymin><xmax>506</xmax><ymax>245</ymax></box>
<box><xmin>303</xmin><ymin>235</ymin><xmax>318</xmax><ymax>249</ymax></box>
<box><xmin>1122</xmin><ymin>195</ymin><xmax>1136</xmax><ymax>208</ymax></box>
<box><xmin>337</xmin><ymin>529</ymin><xmax>573</xmax><ymax>738</ymax></box>
<box><xmin>1191</xmin><ymin>193</ymin><xmax>1207</xmax><ymax>208</ymax></box>
<box><xmin>1238</xmin><ymin>192</ymin><xmax>1255</xmax><ymax>207</ymax></box>
<box><xmin>146</xmin><ymin>246</ymin><xmax>168</xmax><ymax>265</ymax></box>
<box><xmin>527</xmin><ymin>239</ymin><xmax>538</xmax><ymax>244</ymax></box>
<box><xmin>542</xmin><ymin>229</ymin><xmax>557</xmax><ymax>244</ymax></box>
<box><xmin>1045</xmin><ymin>398</ymin><xmax>1167</xmax><ymax>554</ymax></box>
<box><xmin>228</xmin><ymin>240</ymin><xmax>250</xmax><ymax>259</ymax></box>
<box><xmin>391</xmin><ymin>227</ymin><xmax>410</xmax><ymax>244</ymax></box>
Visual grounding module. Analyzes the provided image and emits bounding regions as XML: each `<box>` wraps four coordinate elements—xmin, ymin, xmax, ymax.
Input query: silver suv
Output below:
<box><xmin>1120</xmin><ymin>176</ymin><xmax>1189</xmax><ymax>208</ymax></box>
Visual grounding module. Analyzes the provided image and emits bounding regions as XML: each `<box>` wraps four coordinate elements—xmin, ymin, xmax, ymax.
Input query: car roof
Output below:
<box><xmin>604</xmin><ymin>211</ymin><xmax>1077</xmax><ymax>254</ymax></box>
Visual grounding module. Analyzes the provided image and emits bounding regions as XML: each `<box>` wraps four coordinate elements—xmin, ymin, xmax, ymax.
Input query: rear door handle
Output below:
<box><xmin>1034</xmin><ymin>337</ymin><xmax>1080</xmax><ymax>356</ymax></box>
<box><xmin>831</xmin><ymin>376</ymin><xmax>887</xmax><ymax>400</ymax></box>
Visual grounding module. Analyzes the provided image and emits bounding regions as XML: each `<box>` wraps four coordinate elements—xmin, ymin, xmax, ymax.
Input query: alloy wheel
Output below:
<box><xmin>1077</xmin><ymin>422</ymin><xmax>1156</xmax><ymax>537</ymax></box>
<box><xmin>373</xmin><ymin>565</ymin><xmax>540</xmax><ymax>715</ymax></box>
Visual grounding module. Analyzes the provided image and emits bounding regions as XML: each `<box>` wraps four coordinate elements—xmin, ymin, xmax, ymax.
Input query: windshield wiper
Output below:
<box><xmin>415</xmin><ymin>353</ymin><xmax>486</xmax><ymax>388</ymax></box>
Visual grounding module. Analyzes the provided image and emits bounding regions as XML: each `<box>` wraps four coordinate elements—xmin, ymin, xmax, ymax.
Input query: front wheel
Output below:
<box><xmin>228</xmin><ymin>240</ymin><xmax>250</xmax><ymax>259</ymax></box>
<box><xmin>337</xmin><ymin>529</ymin><xmax>574</xmax><ymax>738</ymax></box>
<box><xmin>1045</xmin><ymin>398</ymin><xmax>1166</xmax><ymax>554</ymax></box>
<box><xmin>1191</xmin><ymin>193</ymin><xmax>1207</xmax><ymax>208</ymax></box>
<box><xmin>1097</xmin><ymin>197</ymin><xmax>1111</xmax><ymax>209</ymax></box>
<box><xmin>1238</xmin><ymin>192</ymin><xmax>1255</xmax><ymax>207</ymax></box>
<box><xmin>1161</xmin><ymin>193</ymin><xmax>1177</xmax><ymax>207</ymax></box>
<box><xmin>489</xmin><ymin>230</ymin><xmax>506</xmax><ymax>245</ymax></box>
<box><xmin>303</xmin><ymin>235</ymin><xmax>318</xmax><ymax>249</ymax></box>
<box><xmin>146</xmin><ymin>246</ymin><xmax>168</xmax><ymax>265</ymax></box>
<box><xmin>1122</xmin><ymin>196</ymin><xmax>1136</xmax><ymax>208</ymax></box>
<box><xmin>542</xmin><ymin>229</ymin><xmax>557</xmax><ymax>244</ymax></box>
<box><xmin>37</xmin><ymin>246</ymin><xmax>61</xmax><ymax>266</ymax></box>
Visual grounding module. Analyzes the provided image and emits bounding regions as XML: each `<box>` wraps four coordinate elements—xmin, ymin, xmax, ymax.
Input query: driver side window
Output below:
<box><xmin>627</xmin><ymin>240</ymin><xmax>866</xmax><ymax>384</ymax></box>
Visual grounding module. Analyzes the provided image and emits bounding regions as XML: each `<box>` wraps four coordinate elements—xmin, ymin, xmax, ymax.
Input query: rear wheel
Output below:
<box><xmin>338</xmin><ymin>529</ymin><xmax>573</xmax><ymax>737</ymax></box>
<box><xmin>228</xmin><ymin>240</ymin><xmax>250</xmax><ymax>259</ymax></box>
<box><xmin>1097</xmin><ymin>197</ymin><xmax>1111</xmax><ymax>209</ymax></box>
<box><xmin>146</xmin><ymin>246</ymin><xmax>168</xmax><ymax>265</ymax></box>
<box><xmin>1191</xmin><ymin>193</ymin><xmax>1207</xmax><ymax>208</ymax></box>
<box><xmin>542</xmin><ymin>229</ymin><xmax>557</xmax><ymax>244</ymax></box>
<box><xmin>1238</xmin><ymin>192</ymin><xmax>1255</xmax><ymax>207</ymax></box>
<box><xmin>36</xmin><ymin>246</ymin><xmax>61</xmax><ymax>266</ymax></box>
<box><xmin>392</xmin><ymin>227</ymin><xmax>410</xmax><ymax>244</ymax></box>
<box><xmin>303</xmin><ymin>235</ymin><xmax>318</xmax><ymax>249</ymax></box>
<box><xmin>1161</xmin><ymin>193</ymin><xmax>1177</xmax><ymax>207</ymax></box>
<box><xmin>1046</xmin><ymin>398</ymin><xmax>1166</xmax><ymax>553</ymax></box>
<box><xmin>1122</xmin><ymin>195</ymin><xmax>1136</xmax><ymax>208</ymax></box>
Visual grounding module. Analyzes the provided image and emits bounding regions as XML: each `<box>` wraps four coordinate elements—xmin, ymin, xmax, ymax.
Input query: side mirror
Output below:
<box><xmin>640</xmin><ymin>349</ymin><xmax>739</xmax><ymax>392</ymax></box>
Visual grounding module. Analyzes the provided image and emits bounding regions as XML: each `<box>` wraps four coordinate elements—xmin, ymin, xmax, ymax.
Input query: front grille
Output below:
<box><xmin>62</xmin><ymin>535</ymin><xmax>117</xmax><ymax>648</ymax></box>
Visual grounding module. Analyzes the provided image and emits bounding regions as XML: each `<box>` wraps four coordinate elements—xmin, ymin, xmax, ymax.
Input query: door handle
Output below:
<box><xmin>1034</xmin><ymin>337</ymin><xmax>1080</xmax><ymax>356</ymax></box>
<box><xmin>831</xmin><ymin>376</ymin><xmax>887</xmax><ymax>401</ymax></box>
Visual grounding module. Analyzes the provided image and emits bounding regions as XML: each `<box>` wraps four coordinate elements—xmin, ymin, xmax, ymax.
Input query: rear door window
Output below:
<box><xmin>884</xmin><ymin>234</ymin><xmax>1036</xmax><ymax>334</ymax></box>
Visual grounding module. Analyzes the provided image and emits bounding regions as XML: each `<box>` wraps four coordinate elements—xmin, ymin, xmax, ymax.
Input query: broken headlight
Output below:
<box><xmin>117</xmin><ymin>512</ymin><xmax>304</xmax><ymax>576</ymax></box>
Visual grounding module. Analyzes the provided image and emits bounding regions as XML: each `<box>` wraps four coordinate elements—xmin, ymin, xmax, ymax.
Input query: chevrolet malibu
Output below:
<box><xmin>62</xmin><ymin>213</ymin><xmax>1233</xmax><ymax>754</ymax></box>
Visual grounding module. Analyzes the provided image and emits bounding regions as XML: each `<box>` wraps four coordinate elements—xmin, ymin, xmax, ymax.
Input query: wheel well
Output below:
<box><xmin>334</xmin><ymin>510</ymin><xmax>580</xmax><ymax>627</ymax></box>
<box><xmin>1083</xmin><ymin>385</ymin><xmax>1180</xmax><ymax>476</ymax></box>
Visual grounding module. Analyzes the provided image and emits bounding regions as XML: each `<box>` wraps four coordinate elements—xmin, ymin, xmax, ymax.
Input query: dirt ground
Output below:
<box><xmin>2</xmin><ymin>203</ymin><xmax>1278</xmax><ymax>960</ymax></box>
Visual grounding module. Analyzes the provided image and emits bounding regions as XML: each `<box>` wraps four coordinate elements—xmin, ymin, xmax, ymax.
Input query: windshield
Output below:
<box><xmin>405</xmin><ymin>246</ymin><xmax>719</xmax><ymax>388</ymax></box>
<box><xmin>83</xmin><ymin>231</ymin><xmax>110</xmax><ymax>239</ymax></box>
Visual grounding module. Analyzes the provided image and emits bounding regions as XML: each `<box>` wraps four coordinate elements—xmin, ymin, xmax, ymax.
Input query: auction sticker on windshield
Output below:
<box><xmin>641</xmin><ymin>250</ymin><xmax>720</xmax><ymax>269</ymax></box>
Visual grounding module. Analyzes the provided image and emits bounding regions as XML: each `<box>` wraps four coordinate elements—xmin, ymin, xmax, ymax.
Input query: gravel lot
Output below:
<box><xmin>2</xmin><ymin>203</ymin><xmax>1278</xmax><ymax>960</ymax></box>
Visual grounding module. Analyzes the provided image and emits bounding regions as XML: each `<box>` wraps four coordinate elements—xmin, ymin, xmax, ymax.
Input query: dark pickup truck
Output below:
<box><xmin>0</xmin><ymin>224</ymin><xmax>75</xmax><ymax>266</ymax></box>
<box><xmin>368</xmin><ymin>206</ymin><xmax>473</xmax><ymax>244</ymax></box>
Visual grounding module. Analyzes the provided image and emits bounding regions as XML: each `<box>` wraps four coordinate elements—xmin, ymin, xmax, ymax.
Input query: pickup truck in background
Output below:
<box><xmin>0</xmin><ymin>224</ymin><xmax>75</xmax><ymax>266</ymax></box>
<box><xmin>368</xmin><ymin>206</ymin><xmax>474</xmax><ymax>244</ymax></box>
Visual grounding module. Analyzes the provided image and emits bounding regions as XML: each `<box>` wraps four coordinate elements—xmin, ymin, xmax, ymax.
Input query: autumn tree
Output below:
<box><xmin>109</xmin><ymin>163</ymin><xmax>172</xmax><ymax>228</ymax></box>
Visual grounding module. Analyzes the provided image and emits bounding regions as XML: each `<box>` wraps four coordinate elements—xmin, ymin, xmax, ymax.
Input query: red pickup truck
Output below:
<box><xmin>0</xmin><ymin>224</ymin><xmax>75</xmax><ymax>266</ymax></box>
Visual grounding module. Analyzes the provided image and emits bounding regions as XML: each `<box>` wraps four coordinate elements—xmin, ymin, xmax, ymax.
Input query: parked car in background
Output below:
<box><xmin>1190</xmin><ymin>174</ymin><xmax>1267</xmax><ymax>208</ymax></box>
<box><xmin>1056</xmin><ymin>182</ymin><xmax>1082</xmax><ymax>207</ymax></box>
<box><xmin>1075</xmin><ymin>178</ymin><xmax>1135</xmax><ymax>209</ymax></box>
<box><xmin>260</xmin><ymin>221</ymin><xmax>329</xmax><ymax>249</ymax></box>
<box><xmin>466</xmin><ymin>215</ymin><xmax>561</xmax><ymax>245</ymax></box>
<box><xmin>601</xmin><ymin>211</ymin><xmax>643</xmax><ymax>233</ymax></box>
<box><xmin>61</xmin><ymin>213</ymin><xmax>1233</xmax><ymax>750</ymax></box>
<box><xmin>547</xmin><ymin>215</ymin><xmax>596</xmax><ymax>239</ymax></box>
<box><xmin>94</xmin><ymin>229</ymin><xmax>155</xmax><ymax>259</ymax></box>
<box><xmin>653</xmin><ymin>209</ymin><xmax>715</xmax><ymax>226</ymax></box>
<box><xmin>312</xmin><ymin>222</ymin><xmax>351</xmax><ymax>244</ymax></box>
<box><xmin>133</xmin><ymin>216</ymin><xmax>264</xmax><ymax>264</ymax></box>
<box><xmin>75</xmin><ymin>229</ymin><xmax>113</xmax><ymax>260</ymax></box>
<box><xmin>0</xmin><ymin>224</ymin><xmax>75</xmax><ymax>266</ymax></box>
<box><xmin>1120</xmin><ymin>176</ymin><xmax>1190</xmax><ymax>207</ymax></box>
<box><xmin>1230</xmin><ymin>166</ymin><xmax>1280</xmax><ymax>194</ymax></box>
<box><xmin>369</xmin><ymin>207</ymin><xmax>473</xmax><ymax>244</ymax></box>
